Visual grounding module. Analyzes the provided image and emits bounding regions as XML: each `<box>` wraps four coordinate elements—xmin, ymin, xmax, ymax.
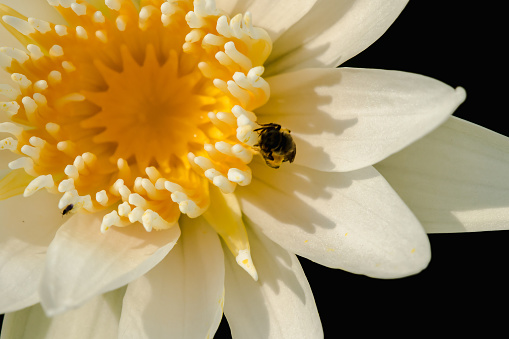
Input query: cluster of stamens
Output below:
<box><xmin>0</xmin><ymin>0</ymin><xmax>272</xmax><ymax>233</ymax></box>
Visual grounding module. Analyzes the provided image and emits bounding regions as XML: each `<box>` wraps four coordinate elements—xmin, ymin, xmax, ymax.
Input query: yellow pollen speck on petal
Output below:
<box><xmin>411</xmin><ymin>248</ymin><xmax>416</xmax><ymax>253</ymax></box>
<box><xmin>0</xmin><ymin>0</ymin><xmax>272</xmax><ymax>241</ymax></box>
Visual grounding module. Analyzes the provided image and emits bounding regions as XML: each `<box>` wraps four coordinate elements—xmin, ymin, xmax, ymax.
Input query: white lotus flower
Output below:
<box><xmin>1</xmin><ymin>0</ymin><xmax>505</xmax><ymax>337</ymax></box>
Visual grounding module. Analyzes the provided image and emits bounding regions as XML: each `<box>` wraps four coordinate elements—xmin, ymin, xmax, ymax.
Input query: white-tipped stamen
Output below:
<box><xmin>232</xmin><ymin>144</ymin><xmax>253</xmax><ymax>163</ymax></box>
<box><xmin>93</xmin><ymin>11</ymin><xmax>105</xmax><ymax>23</ymax></box>
<box><xmin>2</xmin><ymin>15</ymin><xmax>35</xmax><ymax>35</ymax></box>
<box><xmin>71</xmin><ymin>2</ymin><xmax>87</xmax><ymax>16</ymax></box>
<box><xmin>128</xmin><ymin>206</ymin><xmax>144</xmax><ymax>223</ymax></box>
<box><xmin>24</xmin><ymin>174</ymin><xmax>55</xmax><ymax>197</ymax></box>
<box><xmin>110</xmin><ymin>179</ymin><xmax>125</xmax><ymax>197</ymax></box>
<box><xmin>27</xmin><ymin>44</ymin><xmax>44</xmax><ymax>60</ymax></box>
<box><xmin>194</xmin><ymin>156</ymin><xmax>214</xmax><ymax>171</ymax></box>
<box><xmin>0</xmin><ymin>137</ymin><xmax>17</xmax><ymax>151</ymax></box>
<box><xmin>28</xmin><ymin>18</ymin><xmax>51</xmax><ymax>33</ymax></box>
<box><xmin>1</xmin><ymin>47</ymin><xmax>29</xmax><ymax>64</ymax></box>
<box><xmin>0</xmin><ymin>101</ymin><xmax>20</xmax><ymax>117</ymax></box>
<box><xmin>0</xmin><ymin>122</ymin><xmax>23</xmax><ymax>137</ymax></box>
<box><xmin>96</xmin><ymin>190</ymin><xmax>109</xmax><ymax>206</ymax></box>
<box><xmin>224</xmin><ymin>41</ymin><xmax>252</xmax><ymax>71</ymax></box>
<box><xmin>73</xmin><ymin>155</ymin><xmax>86</xmax><ymax>173</ymax></box>
<box><xmin>62</xmin><ymin>61</ymin><xmax>76</xmax><ymax>72</ymax></box>
<box><xmin>11</xmin><ymin>73</ymin><xmax>32</xmax><ymax>89</ymax></box>
<box><xmin>236</xmin><ymin>125</ymin><xmax>258</xmax><ymax>146</ymax></box>
<box><xmin>216</xmin><ymin>111</ymin><xmax>236</xmax><ymax>126</ymax></box>
<box><xmin>57</xmin><ymin>141</ymin><xmax>77</xmax><ymax>156</ymax></box>
<box><xmin>20</xmin><ymin>144</ymin><xmax>39</xmax><ymax>160</ymax></box>
<box><xmin>118</xmin><ymin>201</ymin><xmax>132</xmax><ymax>217</ymax></box>
<box><xmin>49</xmin><ymin>45</ymin><xmax>64</xmax><ymax>58</ymax></box>
<box><xmin>95</xmin><ymin>30</ymin><xmax>107</xmax><ymax>43</ymax></box>
<box><xmin>58</xmin><ymin>178</ymin><xmax>75</xmax><ymax>193</ymax></box>
<box><xmin>48</xmin><ymin>70</ymin><xmax>62</xmax><ymax>85</ymax></box>
<box><xmin>216</xmin><ymin>15</ymin><xmax>232</xmax><ymax>38</ymax></box>
<box><xmin>55</xmin><ymin>93</ymin><xmax>86</xmax><ymax>107</ymax></box>
<box><xmin>212</xmin><ymin>175</ymin><xmax>236</xmax><ymax>194</ymax></box>
<box><xmin>105</xmin><ymin>0</ymin><xmax>121</xmax><ymax>11</ymax></box>
<box><xmin>228</xmin><ymin>168</ymin><xmax>252</xmax><ymax>186</ymax></box>
<box><xmin>0</xmin><ymin>84</ymin><xmax>20</xmax><ymax>101</ymax></box>
<box><xmin>179</xmin><ymin>199</ymin><xmax>202</xmax><ymax>218</ymax></box>
<box><xmin>8</xmin><ymin>157</ymin><xmax>35</xmax><ymax>174</ymax></box>
<box><xmin>213</xmin><ymin>78</ymin><xmax>229</xmax><ymax>94</ymax></box>
<box><xmin>129</xmin><ymin>193</ymin><xmax>148</xmax><ymax>208</ymax></box>
<box><xmin>164</xmin><ymin>181</ymin><xmax>184</xmax><ymax>193</ymax></box>
<box><xmin>203</xmin><ymin>33</ymin><xmax>226</xmax><ymax>47</ymax></box>
<box><xmin>215</xmin><ymin>51</ymin><xmax>234</xmax><ymax>68</ymax></box>
<box><xmin>119</xmin><ymin>184</ymin><xmax>132</xmax><ymax>201</ymax></box>
<box><xmin>170</xmin><ymin>191</ymin><xmax>188</xmax><ymax>203</ymax></box>
<box><xmin>227</xmin><ymin>80</ymin><xmax>250</xmax><ymax>106</ymax></box>
<box><xmin>58</xmin><ymin>0</ymin><xmax>74</xmax><ymax>9</ymax></box>
<box><xmin>76</xmin><ymin>26</ymin><xmax>88</xmax><ymax>39</ymax></box>
<box><xmin>33</xmin><ymin>93</ymin><xmax>47</xmax><ymax>106</ymax></box>
<box><xmin>55</xmin><ymin>25</ymin><xmax>68</xmax><ymax>36</ymax></box>
<box><xmin>101</xmin><ymin>210</ymin><xmax>120</xmax><ymax>232</ymax></box>
<box><xmin>21</xmin><ymin>97</ymin><xmax>37</xmax><ymax>119</ymax></box>
<box><xmin>204</xmin><ymin>168</ymin><xmax>222</xmax><ymax>181</ymax></box>
<box><xmin>33</xmin><ymin>80</ymin><xmax>48</xmax><ymax>92</ymax></box>
<box><xmin>116</xmin><ymin>16</ymin><xmax>127</xmax><ymax>31</ymax></box>
<box><xmin>45</xmin><ymin>122</ymin><xmax>60</xmax><ymax>137</ymax></box>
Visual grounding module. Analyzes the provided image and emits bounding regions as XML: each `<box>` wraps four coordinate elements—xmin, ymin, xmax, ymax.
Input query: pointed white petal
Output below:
<box><xmin>237</xmin><ymin>158</ymin><xmax>430</xmax><ymax>278</ymax></box>
<box><xmin>258</xmin><ymin>67</ymin><xmax>466</xmax><ymax>172</ymax></box>
<box><xmin>266</xmin><ymin>0</ymin><xmax>407</xmax><ymax>74</ymax></box>
<box><xmin>39</xmin><ymin>212</ymin><xmax>180</xmax><ymax>316</ymax></box>
<box><xmin>0</xmin><ymin>288</ymin><xmax>124</xmax><ymax>339</ymax></box>
<box><xmin>224</xmin><ymin>226</ymin><xmax>322</xmax><ymax>339</ymax></box>
<box><xmin>376</xmin><ymin>116</ymin><xmax>509</xmax><ymax>233</ymax></box>
<box><xmin>118</xmin><ymin>217</ymin><xmax>224</xmax><ymax>339</ymax></box>
<box><xmin>215</xmin><ymin>0</ymin><xmax>317</xmax><ymax>42</ymax></box>
<box><xmin>0</xmin><ymin>191</ymin><xmax>62</xmax><ymax>313</ymax></box>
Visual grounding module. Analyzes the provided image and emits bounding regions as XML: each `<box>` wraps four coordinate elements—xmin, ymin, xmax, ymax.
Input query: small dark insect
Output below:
<box><xmin>62</xmin><ymin>204</ymin><xmax>74</xmax><ymax>216</ymax></box>
<box><xmin>254</xmin><ymin>123</ymin><xmax>296</xmax><ymax>169</ymax></box>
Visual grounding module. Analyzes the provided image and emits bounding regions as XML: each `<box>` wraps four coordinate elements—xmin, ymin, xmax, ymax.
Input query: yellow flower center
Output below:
<box><xmin>0</xmin><ymin>0</ymin><xmax>272</xmax><ymax>235</ymax></box>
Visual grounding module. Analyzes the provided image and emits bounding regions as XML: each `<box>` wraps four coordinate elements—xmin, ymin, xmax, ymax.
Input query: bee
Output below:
<box><xmin>62</xmin><ymin>204</ymin><xmax>74</xmax><ymax>216</ymax></box>
<box><xmin>254</xmin><ymin>123</ymin><xmax>296</xmax><ymax>169</ymax></box>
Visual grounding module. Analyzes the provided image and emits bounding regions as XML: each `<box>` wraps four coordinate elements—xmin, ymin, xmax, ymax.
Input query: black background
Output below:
<box><xmin>2</xmin><ymin>1</ymin><xmax>507</xmax><ymax>337</ymax></box>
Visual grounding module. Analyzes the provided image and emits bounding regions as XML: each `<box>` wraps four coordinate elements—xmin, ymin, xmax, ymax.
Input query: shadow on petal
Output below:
<box><xmin>258</xmin><ymin>66</ymin><xmax>359</xmax><ymax>171</ymax></box>
<box><xmin>266</xmin><ymin>0</ymin><xmax>357</xmax><ymax>74</ymax></box>
<box><xmin>238</xmin><ymin>157</ymin><xmax>380</xmax><ymax>235</ymax></box>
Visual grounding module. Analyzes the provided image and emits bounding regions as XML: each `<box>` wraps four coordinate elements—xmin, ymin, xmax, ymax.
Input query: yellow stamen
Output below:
<box><xmin>0</xmin><ymin>0</ymin><xmax>273</xmax><ymax>279</ymax></box>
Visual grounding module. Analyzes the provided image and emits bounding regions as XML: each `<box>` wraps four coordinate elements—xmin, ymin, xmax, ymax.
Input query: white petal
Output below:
<box><xmin>0</xmin><ymin>191</ymin><xmax>62</xmax><ymax>313</ymax></box>
<box><xmin>0</xmin><ymin>287</ymin><xmax>124</xmax><ymax>339</ymax></box>
<box><xmin>266</xmin><ymin>0</ymin><xmax>407</xmax><ymax>74</ymax></box>
<box><xmin>236</xmin><ymin>158</ymin><xmax>430</xmax><ymax>279</ymax></box>
<box><xmin>223</xmin><ymin>226</ymin><xmax>322</xmax><ymax>339</ymax></box>
<box><xmin>257</xmin><ymin>67</ymin><xmax>466</xmax><ymax>172</ymax></box>
<box><xmin>376</xmin><ymin>116</ymin><xmax>509</xmax><ymax>233</ymax></box>
<box><xmin>118</xmin><ymin>217</ymin><xmax>224</xmax><ymax>339</ymax></box>
<box><xmin>39</xmin><ymin>211</ymin><xmax>180</xmax><ymax>316</ymax></box>
<box><xmin>215</xmin><ymin>0</ymin><xmax>317</xmax><ymax>42</ymax></box>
